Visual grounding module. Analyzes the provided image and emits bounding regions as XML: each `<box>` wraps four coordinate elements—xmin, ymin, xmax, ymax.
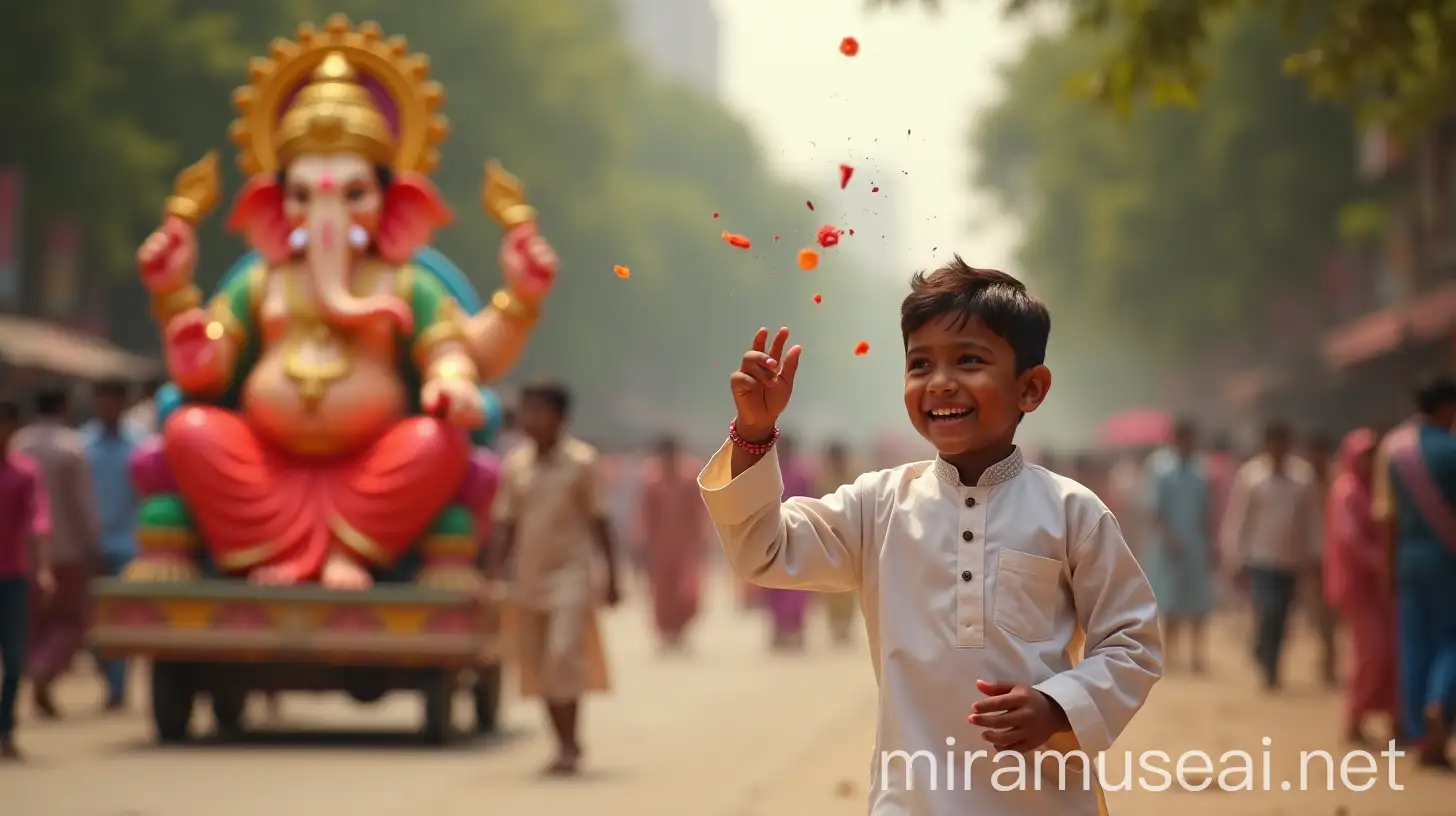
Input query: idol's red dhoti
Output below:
<box><xmin>163</xmin><ymin>406</ymin><xmax>469</xmax><ymax>581</ymax></box>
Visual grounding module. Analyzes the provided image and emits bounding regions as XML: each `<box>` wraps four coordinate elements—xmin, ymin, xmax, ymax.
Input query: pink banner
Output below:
<box><xmin>41</xmin><ymin>218</ymin><xmax>81</xmax><ymax>320</ymax></box>
<box><xmin>0</xmin><ymin>169</ymin><xmax>20</xmax><ymax>306</ymax></box>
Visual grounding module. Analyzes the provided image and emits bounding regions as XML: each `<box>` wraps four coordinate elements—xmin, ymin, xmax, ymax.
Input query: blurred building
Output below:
<box><xmin>1204</xmin><ymin>117</ymin><xmax>1456</xmax><ymax>432</ymax></box>
<box><xmin>618</xmin><ymin>0</ymin><xmax>721</xmax><ymax>97</ymax></box>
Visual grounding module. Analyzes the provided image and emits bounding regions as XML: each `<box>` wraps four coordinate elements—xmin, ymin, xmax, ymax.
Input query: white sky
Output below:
<box><xmin>713</xmin><ymin>0</ymin><xmax>1043</xmax><ymax>276</ymax></box>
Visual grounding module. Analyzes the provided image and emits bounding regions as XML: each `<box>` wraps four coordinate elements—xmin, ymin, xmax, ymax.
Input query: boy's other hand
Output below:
<box><xmin>969</xmin><ymin>679</ymin><xmax>1070</xmax><ymax>753</ymax></box>
<box><xmin>730</xmin><ymin>327</ymin><xmax>802</xmax><ymax>439</ymax></box>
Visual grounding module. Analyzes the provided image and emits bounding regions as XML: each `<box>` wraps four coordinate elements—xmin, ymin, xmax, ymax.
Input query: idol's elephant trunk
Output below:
<box><xmin>306</xmin><ymin>201</ymin><xmax>411</xmax><ymax>332</ymax></box>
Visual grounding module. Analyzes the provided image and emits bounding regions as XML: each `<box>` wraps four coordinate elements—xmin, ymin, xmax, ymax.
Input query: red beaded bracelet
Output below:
<box><xmin>728</xmin><ymin>419</ymin><xmax>780</xmax><ymax>455</ymax></box>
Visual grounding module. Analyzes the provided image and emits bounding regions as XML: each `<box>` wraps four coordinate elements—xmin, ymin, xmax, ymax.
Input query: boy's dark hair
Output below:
<box><xmin>1414</xmin><ymin>373</ymin><xmax>1456</xmax><ymax>415</ymax></box>
<box><xmin>0</xmin><ymin>398</ymin><xmax>19</xmax><ymax>424</ymax></box>
<box><xmin>95</xmin><ymin>378</ymin><xmax>130</xmax><ymax>399</ymax></box>
<box><xmin>520</xmin><ymin>379</ymin><xmax>571</xmax><ymax>416</ymax></box>
<box><xmin>35</xmin><ymin>388</ymin><xmax>68</xmax><ymax>417</ymax></box>
<box><xmin>899</xmin><ymin>256</ymin><xmax>1051</xmax><ymax>372</ymax></box>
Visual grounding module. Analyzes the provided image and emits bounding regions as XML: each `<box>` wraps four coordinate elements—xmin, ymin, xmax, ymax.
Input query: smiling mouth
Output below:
<box><xmin>927</xmin><ymin>407</ymin><xmax>973</xmax><ymax>422</ymax></box>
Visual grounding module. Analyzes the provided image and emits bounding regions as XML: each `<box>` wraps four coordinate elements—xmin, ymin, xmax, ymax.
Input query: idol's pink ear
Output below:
<box><xmin>376</xmin><ymin>173</ymin><xmax>454</xmax><ymax>265</ymax></box>
<box><xmin>225</xmin><ymin>177</ymin><xmax>289</xmax><ymax>264</ymax></box>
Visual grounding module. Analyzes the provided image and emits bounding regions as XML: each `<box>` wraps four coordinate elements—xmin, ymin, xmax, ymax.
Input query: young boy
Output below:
<box><xmin>489</xmin><ymin>379</ymin><xmax>620</xmax><ymax>776</ymax></box>
<box><xmin>699</xmin><ymin>259</ymin><xmax>1163</xmax><ymax>814</ymax></box>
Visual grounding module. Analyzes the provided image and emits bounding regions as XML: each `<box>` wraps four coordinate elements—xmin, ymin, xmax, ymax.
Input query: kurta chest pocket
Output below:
<box><xmin>993</xmin><ymin>550</ymin><xmax>1063</xmax><ymax>643</ymax></box>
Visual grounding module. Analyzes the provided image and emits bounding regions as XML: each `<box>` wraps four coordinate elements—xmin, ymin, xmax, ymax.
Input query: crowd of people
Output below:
<box><xmin>0</xmin><ymin>378</ymin><xmax>160</xmax><ymax>760</ymax></box>
<box><xmin>3</xmin><ymin>357</ymin><xmax>1455</xmax><ymax>796</ymax></box>
<box><xmin>1033</xmin><ymin>374</ymin><xmax>1456</xmax><ymax>770</ymax></box>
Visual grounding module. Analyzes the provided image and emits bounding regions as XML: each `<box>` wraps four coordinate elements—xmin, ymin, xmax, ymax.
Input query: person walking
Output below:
<box><xmin>1222</xmin><ymin>422</ymin><xmax>1322</xmax><ymax>691</ymax></box>
<box><xmin>1325</xmin><ymin>428</ymin><xmax>1399</xmax><ymax>745</ymax></box>
<box><xmin>11</xmin><ymin>388</ymin><xmax>100</xmax><ymax>719</ymax></box>
<box><xmin>0</xmin><ymin>399</ymin><xmax>54</xmax><ymax>759</ymax></box>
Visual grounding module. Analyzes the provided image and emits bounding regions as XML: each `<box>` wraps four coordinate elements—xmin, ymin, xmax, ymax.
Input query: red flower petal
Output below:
<box><xmin>840</xmin><ymin>37</ymin><xmax>859</xmax><ymax>57</ymax></box>
<box><xmin>816</xmin><ymin>224</ymin><xmax>843</xmax><ymax>248</ymax></box>
<box><xmin>839</xmin><ymin>164</ymin><xmax>854</xmax><ymax>189</ymax></box>
<box><xmin>812</xmin><ymin>293</ymin><xmax>823</xmax><ymax>304</ymax></box>
<box><xmin>854</xmin><ymin>340</ymin><xmax>870</xmax><ymax>356</ymax></box>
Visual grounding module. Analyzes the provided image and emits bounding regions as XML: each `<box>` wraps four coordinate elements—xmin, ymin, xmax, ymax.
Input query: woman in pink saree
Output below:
<box><xmin>1325</xmin><ymin>428</ymin><xmax>1399</xmax><ymax>744</ymax></box>
<box><xmin>638</xmin><ymin>437</ymin><xmax>708</xmax><ymax>651</ymax></box>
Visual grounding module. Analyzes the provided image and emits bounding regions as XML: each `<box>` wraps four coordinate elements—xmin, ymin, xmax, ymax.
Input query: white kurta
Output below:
<box><xmin>699</xmin><ymin>443</ymin><xmax>1163</xmax><ymax>815</ymax></box>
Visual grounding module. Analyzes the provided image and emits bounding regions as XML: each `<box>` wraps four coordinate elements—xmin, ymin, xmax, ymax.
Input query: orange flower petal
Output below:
<box><xmin>854</xmin><ymin>340</ymin><xmax>870</xmax><ymax>356</ymax></box>
<box><xmin>613</xmin><ymin>264</ymin><xmax>630</xmax><ymax>279</ymax></box>
<box><xmin>797</xmin><ymin>248</ymin><xmax>819</xmax><ymax>270</ymax></box>
<box><xmin>721</xmin><ymin>231</ymin><xmax>752</xmax><ymax>249</ymax></box>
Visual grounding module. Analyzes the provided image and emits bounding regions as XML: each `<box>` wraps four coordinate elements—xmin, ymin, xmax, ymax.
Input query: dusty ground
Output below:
<box><xmin>4</xmin><ymin>574</ymin><xmax>1454</xmax><ymax>815</ymax></box>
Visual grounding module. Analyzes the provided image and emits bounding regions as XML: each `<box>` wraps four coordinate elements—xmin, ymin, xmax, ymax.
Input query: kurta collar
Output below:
<box><xmin>932</xmin><ymin>447</ymin><xmax>1024</xmax><ymax>488</ymax></box>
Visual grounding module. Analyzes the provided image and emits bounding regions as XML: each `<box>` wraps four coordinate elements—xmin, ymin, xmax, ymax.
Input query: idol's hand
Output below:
<box><xmin>500</xmin><ymin>223</ymin><xmax>558</xmax><ymax>308</ymax></box>
<box><xmin>164</xmin><ymin>308</ymin><xmax>227</xmax><ymax>394</ymax></box>
<box><xmin>730</xmin><ymin>327</ymin><xmax>802</xmax><ymax>442</ymax></box>
<box><xmin>423</xmin><ymin>376</ymin><xmax>486</xmax><ymax>429</ymax></box>
<box><xmin>137</xmin><ymin>217</ymin><xmax>197</xmax><ymax>294</ymax></box>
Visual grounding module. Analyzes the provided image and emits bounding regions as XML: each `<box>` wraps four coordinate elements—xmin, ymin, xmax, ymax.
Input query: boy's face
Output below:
<box><xmin>903</xmin><ymin>315</ymin><xmax>1050</xmax><ymax>456</ymax></box>
<box><xmin>518</xmin><ymin>396</ymin><xmax>565</xmax><ymax>445</ymax></box>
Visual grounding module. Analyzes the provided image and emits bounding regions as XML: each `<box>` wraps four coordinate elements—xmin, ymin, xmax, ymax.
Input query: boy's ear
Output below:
<box><xmin>1017</xmin><ymin>365</ymin><xmax>1052</xmax><ymax>415</ymax></box>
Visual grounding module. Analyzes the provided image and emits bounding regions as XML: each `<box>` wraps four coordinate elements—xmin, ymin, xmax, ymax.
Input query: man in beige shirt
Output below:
<box><xmin>1220</xmin><ymin>422</ymin><xmax>1322</xmax><ymax>690</ymax></box>
<box><xmin>490</xmin><ymin>379</ymin><xmax>619</xmax><ymax>776</ymax></box>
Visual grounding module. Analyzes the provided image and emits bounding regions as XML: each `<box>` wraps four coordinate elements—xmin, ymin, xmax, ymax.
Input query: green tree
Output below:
<box><xmin>879</xmin><ymin>0</ymin><xmax>1456</xmax><ymax>131</ymax></box>
<box><xmin>972</xmin><ymin>11</ymin><xmax>1360</xmax><ymax>368</ymax></box>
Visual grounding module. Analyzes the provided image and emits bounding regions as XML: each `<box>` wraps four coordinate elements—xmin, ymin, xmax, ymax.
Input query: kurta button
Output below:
<box><xmin>961</xmin><ymin>530</ymin><xmax>974</xmax><ymax>541</ymax></box>
<box><xmin>965</xmin><ymin>497</ymin><xmax>976</xmax><ymax>508</ymax></box>
<box><xmin>961</xmin><ymin>570</ymin><xmax>973</xmax><ymax>582</ymax></box>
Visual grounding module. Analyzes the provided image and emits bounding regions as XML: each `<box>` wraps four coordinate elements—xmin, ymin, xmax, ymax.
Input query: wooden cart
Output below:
<box><xmin>90</xmin><ymin>578</ymin><xmax>505</xmax><ymax>745</ymax></box>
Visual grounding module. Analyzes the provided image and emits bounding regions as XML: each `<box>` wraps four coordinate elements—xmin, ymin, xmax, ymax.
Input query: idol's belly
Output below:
<box><xmin>243</xmin><ymin>346</ymin><xmax>407</xmax><ymax>457</ymax></box>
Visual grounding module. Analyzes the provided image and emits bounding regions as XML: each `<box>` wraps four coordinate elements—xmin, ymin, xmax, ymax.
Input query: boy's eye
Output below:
<box><xmin>346</xmin><ymin>186</ymin><xmax>368</xmax><ymax>203</ymax></box>
<box><xmin>959</xmin><ymin>354</ymin><xmax>986</xmax><ymax>365</ymax></box>
<box><xmin>907</xmin><ymin>358</ymin><xmax>930</xmax><ymax>370</ymax></box>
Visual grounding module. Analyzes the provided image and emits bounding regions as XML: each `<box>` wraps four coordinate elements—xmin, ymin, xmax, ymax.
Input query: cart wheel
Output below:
<box><xmin>150</xmin><ymin>661</ymin><xmax>197</xmax><ymax>744</ymax></box>
<box><xmin>211</xmin><ymin>689</ymin><xmax>248</xmax><ymax>739</ymax></box>
<box><xmin>473</xmin><ymin>663</ymin><xmax>503</xmax><ymax>734</ymax></box>
<box><xmin>421</xmin><ymin>669</ymin><xmax>458</xmax><ymax>745</ymax></box>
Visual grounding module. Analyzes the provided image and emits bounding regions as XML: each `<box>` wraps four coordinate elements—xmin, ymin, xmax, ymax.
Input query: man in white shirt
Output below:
<box><xmin>1221</xmin><ymin>422</ymin><xmax>1322</xmax><ymax>690</ymax></box>
<box><xmin>700</xmin><ymin>260</ymin><xmax>1162</xmax><ymax>815</ymax></box>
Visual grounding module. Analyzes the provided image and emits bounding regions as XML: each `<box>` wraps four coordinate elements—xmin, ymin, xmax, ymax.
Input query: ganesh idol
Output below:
<box><xmin>126</xmin><ymin>16</ymin><xmax>555</xmax><ymax>590</ymax></box>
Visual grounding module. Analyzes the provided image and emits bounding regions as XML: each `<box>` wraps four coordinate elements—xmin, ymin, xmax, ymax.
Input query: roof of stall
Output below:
<box><xmin>0</xmin><ymin>313</ymin><xmax>160</xmax><ymax>380</ymax></box>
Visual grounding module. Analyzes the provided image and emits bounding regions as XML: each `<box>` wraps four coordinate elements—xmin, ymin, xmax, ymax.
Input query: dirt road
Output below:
<box><xmin>5</xmin><ymin>576</ymin><xmax>1454</xmax><ymax>815</ymax></box>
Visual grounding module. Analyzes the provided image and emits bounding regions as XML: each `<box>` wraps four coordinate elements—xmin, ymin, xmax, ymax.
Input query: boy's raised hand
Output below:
<box><xmin>730</xmin><ymin>327</ymin><xmax>802</xmax><ymax>440</ymax></box>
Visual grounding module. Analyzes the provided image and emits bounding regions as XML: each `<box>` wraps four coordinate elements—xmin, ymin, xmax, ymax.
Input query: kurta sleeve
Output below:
<box><xmin>23</xmin><ymin>459</ymin><xmax>51</xmax><ymax>537</ymax></box>
<box><xmin>578</xmin><ymin>448</ymin><xmax>607</xmax><ymax>519</ymax></box>
<box><xmin>1219</xmin><ymin>465</ymin><xmax>1253</xmax><ymax>566</ymax></box>
<box><xmin>491</xmin><ymin>453</ymin><xmax>519</xmax><ymax>524</ymax></box>
<box><xmin>698</xmin><ymin>441</ymin><xmax>864</xmax><ymax>592</ymax></box>
<box><xmin>1033</xmin><ymin>510</ymin><xmax>1163</xmax><ymax>755</ymax></box>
